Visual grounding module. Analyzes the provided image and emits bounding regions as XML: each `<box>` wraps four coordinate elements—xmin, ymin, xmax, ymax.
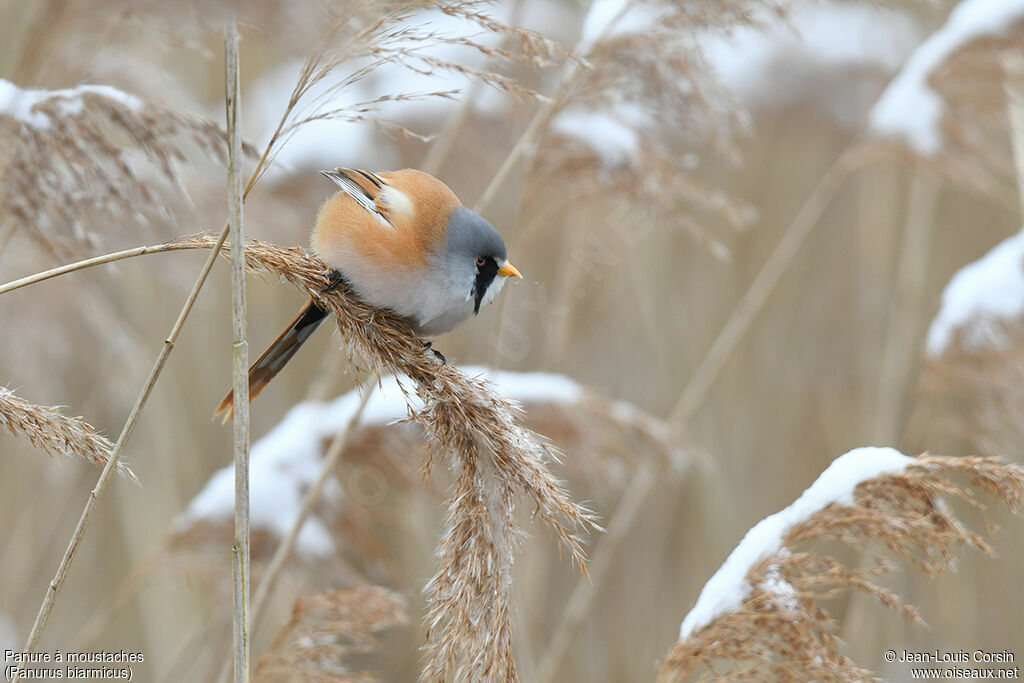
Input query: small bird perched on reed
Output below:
<box><xmin>215</xmin><ymin>168</ymin><xmax>521</xmax><ymax>420</ymax></box>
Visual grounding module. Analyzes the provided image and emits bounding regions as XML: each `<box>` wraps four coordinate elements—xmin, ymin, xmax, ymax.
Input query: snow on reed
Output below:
<box><xmin>662</xmin><ymin>449</ymin><xmax>1024</xmax><ymax>681</ymax></box>
<box><xmin>704</xmin><ymin>2</ymin><xmax>920</xmax><ymax>124</ymax></box>
<box><xmin>869</xmin><ymin>0</ymin><xmax>1024</xmax><ymax>155</ymax></box>
<box><xmin>0</xmin><ymin>79</ymin><xmax>143</xmax><ymax>128</ymax></box>
<box><xmin>178</xmin><ymin>368</ymin><xmax>584</xmax><ymax>558</ymax></box>
<box><xmin>926</xmin><ymin>228</ymin><xmax>1024</xmax><ymax>355</ymax></box>
<box><xmin>679</xmin><ymin>446</ymin><xmax>912</xmax><ymax>640</ymax></box>
<box><xmin>550</xmin><ymin>106</ymin><xmax>647</xmax><ymax>167</ymax></box>
<box><xmin>1</xmin><ymin>77</ymin><xmax>236</xmax><ymax>256</ymax></box>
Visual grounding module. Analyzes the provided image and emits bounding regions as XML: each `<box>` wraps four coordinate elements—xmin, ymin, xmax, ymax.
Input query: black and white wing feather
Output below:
<box><xmin>319</xmin><ymin>168</ymin><xmax>393</xmax><ymax>228</ymax></box>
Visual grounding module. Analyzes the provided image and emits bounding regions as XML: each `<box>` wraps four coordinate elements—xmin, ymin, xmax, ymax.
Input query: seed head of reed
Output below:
<box><xmin>532</xmin><ymin>1</ymin><xmax>783</xmax><ymax>259</ymax></box>
<box><xmin>659</xmin><ymin>454</ymin><xmax>1024</xmax><ymax>682</ymax></box>
<box><xmin>254</xmin><ymin>586</ymin><xmax>408</xmax><ymax>683</ymax></box>
<box><xmin>878</xmin><ymin>21</ymin><xmax>1024</xmax><ymax>207</ymax></box>
<box><xmin>174</xmin><ymin>232</ymin><xmax>599</xmax><ymax>681</ymax></box>
<box><xmin>916</xmin><ymin>321</ymin><xmax>1024</xmax><ymax>459</ymax></box>
<box><xmin>0</xmin><ymin>83</ymin><xmax>252</xmax><ymax>259</ymax></box>
<box><xmin>166</xmin><ymin>381</ymin><xmax>680</xmax><ymax>603</ymax></box>
<box><xmin>0</xmin><ymin>386</ymin><xmax>137</xmax><ymax>482</ymax></box>
<box><xmin>252</xmin><ymin>0</ymin><xmax>573</xmax><ymax>188</ymax></box>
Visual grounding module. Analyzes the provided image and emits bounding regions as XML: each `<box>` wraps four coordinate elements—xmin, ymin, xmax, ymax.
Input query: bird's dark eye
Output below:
<box><xmin>475</xmin><ymin>256</ymin><xmax>487</xmax><ymax>267</ymax></box>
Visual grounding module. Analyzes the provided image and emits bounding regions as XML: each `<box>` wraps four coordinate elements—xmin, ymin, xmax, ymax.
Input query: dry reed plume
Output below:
<box><xmin>932</xmin><ymin>25</ymin><xmax>1024</xmax><ymax>205</ymax></box>
<box><xmin>253</xmin><ymin>586</ymin><xmax>408</xmax><ymax>682</ymax></box>
<box><xmin>68</xmin><ymin>375</ymin><xmax>675</xmax><ymax>676</ymax></box>
<box><xmin>532</xmin><ymin>1</ymin><xmax>786</xmax><ymax>259</ymax></box>
<box><xmin>916</xmin><ymin>320</ymin><xmax>1024</xmax><ymax>459</ymax></box>
<box><xmin>871</xmin><ymin>12</ymin><xmax>1024</xmax><ymax>208</ymax></box>
<box><xmin>1</xmin><ymin>5</ymin><xmax>591</xmax><ymax>677</ymax></box>
<box><xmin>659</xmin><ymin>453</ymin><xmax>1024</xmax><ymax>682</ymax></box>
<box><xmin>12</xmin><ymin>2</ymin><xmax>1024</xmax><ymax>680</ymax></box>
<box><xmin>0</xmin><ymin>0</ymin><xmax>561</xmax><ymax>260</ymax></box>
<box><xmin>0</xmin><ymin>386</ymin><xmax>137</xmax><ymax>483</ymax></box>
<box><xmin>0</xmin><ymin>81</ymin><xmax>249</xmax><ymax>258</ymax></box>
<box><xmin>252</xmin><ymin>0</ymin><xmax>573</xmax><ymax>190</ymax></box>
<box><xmin>168</xmin><ymin>232</ymin><xmax>599</xmax><ymax>681</ymax></box>
<box><xmin>165</xmin><ymin>376</ymin><xmax>680</xmax><ymax>581</ymax></box>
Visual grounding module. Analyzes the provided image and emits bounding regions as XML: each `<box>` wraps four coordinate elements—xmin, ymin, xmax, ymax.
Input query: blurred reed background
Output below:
<box><xmin>2</xmin><ymin>0</ymin><xmax>1024</xmax><ymax>680</ymax></box>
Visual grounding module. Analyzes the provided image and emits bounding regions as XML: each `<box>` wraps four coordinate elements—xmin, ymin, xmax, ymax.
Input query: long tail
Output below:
<box><xmin>214</xmin><ymin>298</ymin><xmax>329</xmax><ymax>422</ymax></box>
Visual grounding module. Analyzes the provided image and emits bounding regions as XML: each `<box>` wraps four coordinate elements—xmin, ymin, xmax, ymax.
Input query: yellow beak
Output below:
<box><xmin>497</xmin><ymin>261</ymin><xmax>522</xmax><ymax>279</ymax></box>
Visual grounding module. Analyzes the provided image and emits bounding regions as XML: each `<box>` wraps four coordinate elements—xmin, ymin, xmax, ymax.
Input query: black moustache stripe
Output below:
<box><xmin>473</xmin><ymin>258</ymin><xmax>499</xmax><ymax>314</ymax></box>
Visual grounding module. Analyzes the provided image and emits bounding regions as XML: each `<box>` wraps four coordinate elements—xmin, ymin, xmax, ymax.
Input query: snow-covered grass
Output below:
<box><xmin>704</xmin><ymin>2</ymin><xmax>920</xmax><ymax>122</ymax></box>
<box><xmin>550</xmin><ymin>105</ymin><xmax>647</xmax><ymax>168</ymax></box>
<box><xmin>869</xmin><ymin>0</ymin><xmax>1024</xmax><ymax>155</ymax></box>
<box><xmin>678</xmin><ymin>446</ymin><xmax>912</xmax><ymax>640</ymax></box>
<box><xmin>662</xmin><ymin>451</ymin><xmax>1024</xmax><ymax>681</ymax></box>
<box><xmin>177</xmin><ymin>368</ymin><xmax>584</xmax><ymax>557</ymax></box>
<box><xmin>926</xmin><ymin>228</ymin><xmax>1024</xmax><ymax>355</ymax></box>
<box><xmin>0</xmin><ymin>79</ymin><xmax>142</xmax><ymax>130</ymax></box>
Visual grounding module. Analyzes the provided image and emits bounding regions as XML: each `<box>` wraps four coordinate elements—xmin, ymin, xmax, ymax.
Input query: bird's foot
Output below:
<box><xmin>423</xmin><ymin>341</ymin><xmax>446</xmax><ymax>364</ymax></box>
<box><xmin>323</xmin><ymin>269</ymin><xmax>347</xmax><ymax>293</ymax></box>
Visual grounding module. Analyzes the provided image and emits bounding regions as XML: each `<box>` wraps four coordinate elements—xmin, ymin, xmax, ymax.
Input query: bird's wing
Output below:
<box><xmin>320</xmin><ymin>168</ymin><xmax>393</xmax><ymax>228</ymax></box>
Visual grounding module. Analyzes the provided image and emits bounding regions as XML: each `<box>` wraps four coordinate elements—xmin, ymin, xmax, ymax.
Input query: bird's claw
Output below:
<box><xmin>323</xmin><ymin>269</ymin><xmax>346</xmax><ymax>293</ymax></box>
<box><xmin>423</xmin><ymin>341</ymin><xmax>446</xmax><ymax>364</ymax></box>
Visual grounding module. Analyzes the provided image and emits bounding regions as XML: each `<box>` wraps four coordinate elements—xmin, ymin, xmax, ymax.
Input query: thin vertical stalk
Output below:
<box><xmin>868</xmin><ymin>166</ymin><xmax>940</xmax><ymax>444</ymax></box>
<box><xmin>13</xmin><ymin>225</ymin><xmax>232</xmax><ymax>683</ymax></box>
<box><xmin>12</xmin><ymin>5</ymin><xmax>302</xmax><ymax>665</ymax></box>
<box><xmin>842</xmin><ymin>165</ymin><xmax>939</xmax><ymax>659</ymax></box>
<box><xmin>535</xmin><ymin>461</ymin><xmax>660</xmax><ymax>683</ymax></box>
<box><xmin>224</xmin><ymin>17</ymin><xmax>250</xmax><ymax>683</ymax></box>
<box><xmin>472</xmin><ymin>0</ymin><xmax>633</xmax><ymax>215</ymax></box>
<box><xmin>669</xmin><ymin>146</ymin><xmax>866</xmax><ymax>424</ymax></box>
<box><xmin>1002</xmin><ymin>50</ymin><xmax>1024</xmax><ymax>218</ymax></box>
<box><xmin>213</xmin><ymin>380</ymin><xmax>376</xmax><ymax>683</ymax></box>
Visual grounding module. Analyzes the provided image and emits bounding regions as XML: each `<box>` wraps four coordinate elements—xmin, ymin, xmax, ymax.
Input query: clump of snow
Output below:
<box><xmin>470</xmin><ymin>366</ymin><xmax>585</xmax><ymax>405</ymax></box>
<box><xmin>0</xmin><ymin>79</ymin><xmax>142</xmax><ymax>130</ymax></box>
<box><xmin>550</xmin><ymin>104</ymin><xmax>648</xmax><ymax>167</ymax></box>
<box><xmin>926</xmin><ymin>229</ymin><xmax>1024</xmax><ymax>356</ymax></box>
<box><xmin>703</xmin><ymin>2</ymin><xmax>920</xmax><ymax>124</ymax></box>
<box><xmin>869</xmin><ymin>0</ymin><xmax>1024</xmax><ymax>155</ymax></box>
<box><xmin>179</xmin><ymin>368</ymin><xmax>584</xmax><ymax>557</ymax></box>
<box><xmin>679</xmin><ymin>446</ymin><xmax>913</xmax><ymax>641</ymax></box>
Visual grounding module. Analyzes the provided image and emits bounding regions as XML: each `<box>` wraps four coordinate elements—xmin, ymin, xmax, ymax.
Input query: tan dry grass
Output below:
<box><xmin>254</xmin><ymin>585</ymin><xmax>408</xmax><ymax>683</ymax></box>
<box><xmin>915</xmin><ymin>321</ymin><xmax>1024</xmax><ymax>458</ymax></box>
<box><xmin>875</xmin><ymin>19</ymin><xmax>1024</xmax><ymax>210</ymax></box>
<box><xmin>168</xmin><ymin>232</ymin><xmax>599</xmax><ymax>681</ymax></box>
<box><xmin>0</xmin><ymin>386</ymin><xmax>137</xmax><ymax>482</ymax></box>
<box><xmin>0</xmin><ymin>83</ymin><xmax>247</xmax><ymax>258</ymax></box>
<box><xmin>531</xmin><ymin>1</ymin><xmax>787</xmax><ymax>258</ymax></box>
<box><xmin>164</xmin><ymin>379</ymin><xmax>678</xmax><ymax>579</ymax></box>
<box><xmin>659</xmin><ymin>454</ymin><xmax>1024</xmax><ymax>681</ymax></box>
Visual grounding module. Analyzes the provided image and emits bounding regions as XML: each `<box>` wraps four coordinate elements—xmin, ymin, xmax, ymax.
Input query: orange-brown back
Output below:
<box><xmin>312</xmin><ymin>168</ymin><xmax>461</xmax><ymax>272</ymax></box>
